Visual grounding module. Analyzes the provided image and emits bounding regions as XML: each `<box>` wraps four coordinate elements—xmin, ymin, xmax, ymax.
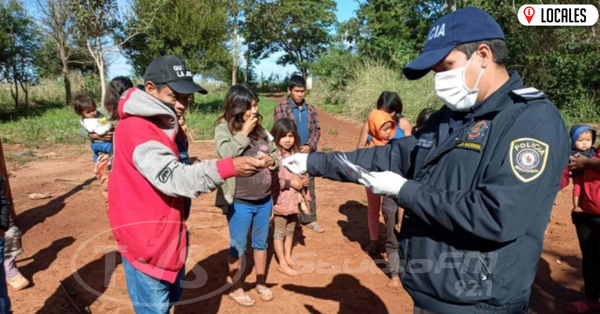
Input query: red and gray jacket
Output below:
<box><xmin>108</xmin><ymin>88</ymin><xmax>236</xmax><ymax>283</ymax></box>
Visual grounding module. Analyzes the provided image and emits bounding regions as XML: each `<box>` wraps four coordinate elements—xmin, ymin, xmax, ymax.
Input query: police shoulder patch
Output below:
<box><xmin>509</xmin><ymin>138</ymin><xmax>549</xmax><ymax>183</ymax></box>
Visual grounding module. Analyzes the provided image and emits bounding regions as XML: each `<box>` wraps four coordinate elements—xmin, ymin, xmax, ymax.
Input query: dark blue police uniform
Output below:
<box><xmin>307</xmin><ymin>71</ymin><xmax>569</xmax><ymax>313</ymax></box>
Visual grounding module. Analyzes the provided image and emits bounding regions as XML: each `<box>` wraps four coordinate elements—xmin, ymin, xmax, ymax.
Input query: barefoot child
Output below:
<box><xmin>274</xmin><ymin>75</ymin><xmax>324</xmax><ymax>234</ymax></box>
<box><xmin>73</xmin><ymin>94</ymin><xmax>113</xmax><ymax>173</ymax></box>
<box><xmin>365</xmin><ymin>109</ymin><xmax>402</xmax><ymax>289</ymax></box>
<box><xmin>271</xmin><ymin>118</ymin><xmax>310</xmax><ymax>277</ymax></box>
<box><xmin>356</xmin><ymin>92</ymin><xmax>411</xmax><ymax>260</ymax></box>
<box><xmin>215</xmin><ymin>85</ymin><xmax>279</xmax><ymax>307</ymax></box>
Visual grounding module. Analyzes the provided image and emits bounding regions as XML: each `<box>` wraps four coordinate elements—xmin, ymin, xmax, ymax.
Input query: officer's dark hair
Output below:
<box><xmin>376</xmin><ymin>91</ymin><xmax>403</xmax><ymax>124</ymax></box>
<box><xmin>288</xmin><ymin>75</ymin><xmax>306</xmax><ymax>90</ymax></box>
<box><xmin>454</xmin><ymin>39</ymin><xmax>508</xmax><ymax>67</ymax></box>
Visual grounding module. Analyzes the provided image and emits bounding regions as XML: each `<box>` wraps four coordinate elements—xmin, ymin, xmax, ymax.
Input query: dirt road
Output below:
<box><xmin>3</xmin><ymin>107</ymin><xmax>584</xmax><ymax>314</ymax></box>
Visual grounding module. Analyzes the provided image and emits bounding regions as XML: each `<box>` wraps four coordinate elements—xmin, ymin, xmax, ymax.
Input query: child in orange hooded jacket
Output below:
<box><xmin>365</xmin><ymin>109</ymin><xmax>402</xmax><ymax>289</ymax></box>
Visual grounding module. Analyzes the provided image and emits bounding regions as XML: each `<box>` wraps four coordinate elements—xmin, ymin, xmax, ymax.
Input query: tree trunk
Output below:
<box><xmin>301</xmin><ymin>67</ymin><xmax>307</xmax><ymax>80</ymax></box>
<box><xmin>232</xmin><ymin>10</ymin><xmax>238</xmax><ymax>86</ymax></box>
<box><xmin>56</xmin><ymin>2</ymin><xmax>72</xmax><ymax>105</ymax></box>
<box><xmin>12</xmin><ymin>62</ymin><xmax>18</xmax><ymax>109</ymax></box>
<box><xmin>99</xmin><ymin>56</ymin><xmax>106</xmax><ymax>106</ymax></box>
<box><xmin>59</xmin><ymin>46</ymin><xmax>71</xmax><ymax>105</ymax></box>
<box><xmin>19</xmin><ymin>80</ymin><xmax>28</xmax><ymax>109</ymax></box>
<box><xmin>245</xmin><ymin>50</ymin><xmax>251</xmax><ymax>84</ymax></box>
<box><xmin>87</xmin><ymin>39</ymin><xmax>106</xmax><ymax>105</ymax></box>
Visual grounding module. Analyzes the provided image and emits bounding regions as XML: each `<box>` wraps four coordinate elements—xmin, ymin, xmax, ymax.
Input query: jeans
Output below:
<box><xmin>227</xmin><ymin>197</ymin><xmax>272</xmax><ymax>258</ymax></box>
<box><xmin>122</xmin><ymin>257</ymin><xmax>185</xmax><ymax>314</ymax></box>
<box><xmin>0</xmin><ymin>238</ymin><xmax>12</xmax><ymax>314</ymax></box>
<box><xmin>90</xmin><ymin>141</ymin><xmax>112</xmax><ymax>163</ymax></box>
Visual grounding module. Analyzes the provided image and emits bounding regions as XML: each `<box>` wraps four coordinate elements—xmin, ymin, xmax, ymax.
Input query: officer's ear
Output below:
<box><xmin>476</xmin><ymin>44</ymin><xmax>493</xmax><ymax>69</ymax></box>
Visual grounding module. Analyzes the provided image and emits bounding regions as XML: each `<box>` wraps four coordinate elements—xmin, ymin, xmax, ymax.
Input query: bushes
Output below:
<box><xmin>309</xmin><ymin>59</ymin><xmax>438</xmax><ymax>124</ymax></box>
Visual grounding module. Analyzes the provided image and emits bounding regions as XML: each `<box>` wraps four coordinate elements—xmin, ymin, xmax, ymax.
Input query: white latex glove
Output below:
<box><xmin>358</xmin><ymin>171</ymin><xmax>407</xmax><ymax>197</ymax></box>
<box><xmin>282</xmin><ymin>153</ymin><xmax>309</xmax><ymax>175</ymax></box>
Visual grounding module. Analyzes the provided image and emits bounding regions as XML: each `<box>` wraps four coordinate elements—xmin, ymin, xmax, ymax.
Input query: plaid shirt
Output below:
<box><xmin>274</xmin><ymin>98</ymin><xmax>321</xmax><ymax>152</ymax></box>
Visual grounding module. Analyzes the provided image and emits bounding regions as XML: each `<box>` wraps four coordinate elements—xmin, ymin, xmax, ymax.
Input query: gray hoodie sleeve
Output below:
<box><xmin>133</xmin><ymin>140</ymin><xmax>225</xmax><ymax>198</ymax></box>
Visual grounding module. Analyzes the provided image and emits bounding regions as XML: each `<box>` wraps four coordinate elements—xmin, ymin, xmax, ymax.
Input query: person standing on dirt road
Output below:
<box><xmin>274</xmin><ymin>75</ymin><xmax>324</xmax><ymax>234</ymax></box>
<box><xmin>108</xmin><ymin>55</ymin><xmax>266</xmax><ymax>314</ymax></box>
<box><xmin>283</xmin><ymin>7</ymin><xmax>570</xmax><ymax>314</ymax></box>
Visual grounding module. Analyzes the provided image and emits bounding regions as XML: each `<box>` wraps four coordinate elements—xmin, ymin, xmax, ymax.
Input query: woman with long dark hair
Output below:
<box><xmin>214</xmin><ymin>84</ymin><xmax>279</xmax><ymax>307</ymax></box>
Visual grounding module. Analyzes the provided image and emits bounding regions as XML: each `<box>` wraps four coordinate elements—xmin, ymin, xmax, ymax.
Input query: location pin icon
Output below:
<box><xmin>524</xmin><ymin>6</ymin><xmax>535</xmax><ymax>24</ymax></box>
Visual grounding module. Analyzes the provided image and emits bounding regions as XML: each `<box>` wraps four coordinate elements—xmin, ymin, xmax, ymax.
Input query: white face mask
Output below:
<box><xmin>434</xmin><ymin>53</ymin><xmax>485</xmax><ymax>112</ymax></box>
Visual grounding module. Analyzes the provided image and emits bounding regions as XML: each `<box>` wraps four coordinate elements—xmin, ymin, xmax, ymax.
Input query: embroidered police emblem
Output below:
<box><xmin>467</xmin><ymin>121</ymin><xmax>489</xmax><ymax>140</ymax></box>
<box><xmin>510</xmin><ymin>138</ymin><xmax>549</xmax><ymax>182</ymax></box>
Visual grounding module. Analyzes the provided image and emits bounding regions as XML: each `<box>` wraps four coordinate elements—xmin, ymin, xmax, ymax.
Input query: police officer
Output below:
<box><xmin>283</xmin><ymin>7</ymin><xmax>569</xmax><ymax>314</ymax></box>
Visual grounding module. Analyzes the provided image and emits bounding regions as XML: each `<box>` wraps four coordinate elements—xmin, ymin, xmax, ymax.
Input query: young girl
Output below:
<box><xmin>215</xmin><ymin>85</ymin><xmax>279</xmax><ymax>307</ymax></box>
<box><xmin>364</xmin><ymin>109</ymin><xmax>403</xmax><ymax>289</ymax></box>
<box><xmin>357</xmin><ymin>91</ymin><xmax>412</xmax><ymax>148</ymax></box>
<box><xmin>271</xmin><ymin>118</ymin><xmax>310</xmax><ymax>277</ymax></box>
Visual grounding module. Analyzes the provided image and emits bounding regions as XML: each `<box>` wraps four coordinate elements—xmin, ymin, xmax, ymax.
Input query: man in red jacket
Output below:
<box><xmin>108</xmin><ymin>55</ymin><xmax>264</xmax><ymax>314</ymax></box>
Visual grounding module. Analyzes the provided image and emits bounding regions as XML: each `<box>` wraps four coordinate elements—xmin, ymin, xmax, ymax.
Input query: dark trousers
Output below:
<box><xmin>299</xmin><ymin>177</ymin><xmax>317</xmax><ymax>224</ymax></box>
<box><xmin>382</xmin><ymin>197</ymin><xmax>400</xmax><ymax>276</ymax></box>
<box><xmin>572</xmin><ymin>212</ymin><xmax>600</xmax><ymax>301</ymax></box>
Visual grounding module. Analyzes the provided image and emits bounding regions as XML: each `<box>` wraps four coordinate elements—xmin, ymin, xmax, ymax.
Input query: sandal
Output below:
<box><xmin>303</xmin><ymin>222</ymin><xmax>325</xmax><ymax>234</ymax></box>
<box><xmin>256</xmin><ymin>286</ymin><xmax>274</xmax><ymax>302</ymax></box>
<box><xmin>567</xmin><ymin>301</ymin><xmax>597</xmax><ymax>313</ymax></box>
<box><xmin>228</xmin><ymin>294</ymin><xmax>255</xmax><ymax>307</ymax></box>
<box><xmin>7</xmin><ymin>273</ymin><xmax>30</xmax><ymax>291</ymax></box>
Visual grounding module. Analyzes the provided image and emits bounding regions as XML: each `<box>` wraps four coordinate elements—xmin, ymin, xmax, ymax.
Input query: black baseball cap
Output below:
<box><xmin>144</xmin><ymin>55</ymin><xmax>208</xmax><ymax>94</ymax></box>
<box><xmin>403</xmin><ymin>7</ymin><xmax>505</xmax><ymax>80</ymax></box>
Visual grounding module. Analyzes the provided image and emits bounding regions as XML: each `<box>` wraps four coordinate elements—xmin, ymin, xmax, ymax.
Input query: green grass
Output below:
<box><xmin>0</xmin><ymin>103</ymin><xmax>84</xmax><ymax>146</ymax></box>
<box><xmin>0</xmin><ymin>92</ymin><xmax>278</xmax><ymax>146</ymax></box>
<box><xmin>185</xmin><ymin>93</ymin><xmax>278</xmax><ymax>141</ymax></box>
<box><xmin>308</xmin><ymin>60</ymin><xmax>439</xmax><ymax>127</ymax></box>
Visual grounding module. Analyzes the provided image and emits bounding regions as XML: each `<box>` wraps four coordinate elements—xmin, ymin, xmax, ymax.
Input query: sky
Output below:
<box><xmin>107</xmin><ymin>0</ymin><xmax>360</xmax><ymax>79</ymax></box>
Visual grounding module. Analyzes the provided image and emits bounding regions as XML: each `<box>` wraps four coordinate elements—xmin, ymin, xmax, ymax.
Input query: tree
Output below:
<box><xmin>34</xmin><ymin>0</ymin><xmax>77</xmax><ymax>105</ymax></box>
<box><xmin>68</xmin><ymin>0</ymin><xmax>151</xmax><ymax>104</ymax></box>
<box><xmin>121</xmin><ymin>0</ymin><xmax>230</xmax><ymax>77</ymax></box>
<box><xmin>340</xmin><ymin>0</ymin><xmax>445</xmax><ymax>69</ymax></box>
<box><xmin>244</xmin><ymin>0</ymin><xmax>337</xmax><ymax>79</ymax></box>
<box><xmin>0</xmin><ymin>0</ymin><xmax>40</xmax><ymax>108</ymax></box>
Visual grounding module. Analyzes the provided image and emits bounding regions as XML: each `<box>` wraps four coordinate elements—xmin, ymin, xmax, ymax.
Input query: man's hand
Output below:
<box><xmin>300</xmin><ymin>145</ymin><xmax>311</xmax><ymax>154</ymax></box>
<box><xmin>573</xmin><ymin>207</ymin><xmax>583</xmax><ymax>213</ymax></box>
<box><xmin>257</xmin><ymin>155</ymin><xmax>275</xmax><ymax>168</ymax></box>
<box><xmin>358</xmin><ymin>171</ymin><xmax>407</xmax><ymax>197</ymax></box>
<box><xmin>283</xmin><ymin>153</ymin><xmax>308</xmax><ymax>175</ymax></box>
<box><xmin>241</xmin><ymin>115</ymin><xmax>258</xmax><ymax>136</ymax></box>
<box><xmin>233</xmin><ymin>157</ymin><xmax>266</xmax><ymax>177</ymax></box>
<box><xmin>300</xmin><ymin>176</ymin><xmax>309</xmax><ymax>187</ymax></box>
<box><xmin>569</xmin><ymin>153</ymin><xmax>588</xmax><ymax>172</ymax></box>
